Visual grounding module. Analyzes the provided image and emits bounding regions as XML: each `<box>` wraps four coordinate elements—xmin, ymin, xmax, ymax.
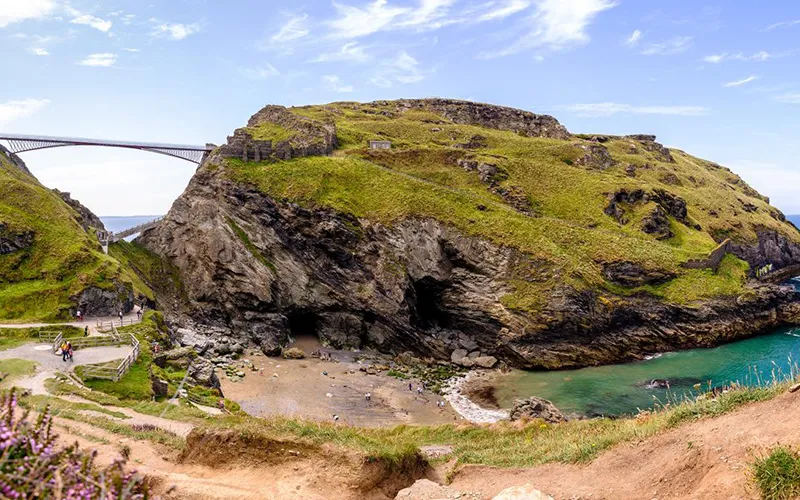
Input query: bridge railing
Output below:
<box><xmin>110</xmin><ymin>217</ymin><xmax>164</xmax><ymax>242</ymax></box>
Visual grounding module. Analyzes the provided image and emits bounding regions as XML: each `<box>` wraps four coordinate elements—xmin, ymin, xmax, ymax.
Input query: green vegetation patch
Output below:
<box><xmin>246</xmin><ymin>122</ymin><xmax>296</xmax><ymax>143</ymax></box>
<box><xmin>0</xmin><ymin>358</ymin><xmax>37</xmax><ymax>383</ymax></box>
<box><xmin>0</xmin><ymin>325</ymin><xmax>83</xmax><ymax>351</ymax></box>
<box><xmin>753</xmin><ymin>447</ymin><xmax>800</xmax><ymax>500</ymax></box>
<box><xmin>109</xmin><ymin>240</ymin><xmax>184</xmax><ymax>302</ymax></box>
<box><xmin>0</xmin><ymin>157</ymin><xmax>131</xmax><ymax>322</ymax></box>
<box><xmin>226</xmin><ymin>217</ymin><xmax>276</xmax><ymax>272</ymax></box>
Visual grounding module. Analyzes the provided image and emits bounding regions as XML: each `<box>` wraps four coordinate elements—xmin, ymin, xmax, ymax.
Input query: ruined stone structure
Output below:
<box><xmin>683</xmin><ymin>239</ymin><xmax>733</xmax><ymax>271</ymax></box>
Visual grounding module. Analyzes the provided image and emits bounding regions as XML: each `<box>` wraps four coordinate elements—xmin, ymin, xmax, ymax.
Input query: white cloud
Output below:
<box><xmin>28</xmin><ymin>47</ymin><xmax>48</xmax><ymax>56</ymax></box>
<box><xmin>123</xmin><ymin>48</ymin><xmax>140</xmax><ymax>52</ymax></box>
<box><xmin>328</xmin><ymin>0</ymin><xmax>409</xmax><ymax>38</ymax></box>
<box><xmin>370</xmin><ymin>50</ymin><xmax>425</xmax><ymax>87</ymax></box>
<box><xmin>70</xmin><ymin>14</ymin><xmax>112</xmax><ymax>33</ymax></box>
<box><xmin>478</xmin><ymin>0</ymin><xmax>531</xmax><ymax>22</ymax></box>
<box><xmin>272</xmin><ymin>13</ymin><xmax>309</xmax><ymax>42</ymax></box>
<box><xmin>765</xmin><ymin>19</ymin><xmax>800</xmax><ymax>31</ymax></box>
<box><xmin>564</xmin><ymin>102</ymin><xmax>709</xmax><ymax>118</ymax></box>
<box><xmin>776</xmin><ymin>93</ymin><xmax>800</xmax><ymax>104</ymax></box>
<box><xmin>624</xmin><ymin>28</ymin><xmax>641</xmax><ymax>47</ymax></box>
<box><xmin>704</xmin><ymin>51</ymin><xmax>773</xmax><ymax>63</ymax></box>
<box><xmin>310</xmin><ymin>41</ymin><xmax>370</xmax><ymax>63</ymax></box>
<box><xmin>0</xmin><ymin>0</ymin><xmax>55</xmax><ymax>28</ymax></box>
<box><xmin>323</xmin><ymin>75</ymin><xmax>355</xmax><ymax>92</ymax></box>
<box><xmin>478</xmin><ymin>0</ymin><xmax>617</xmax><ymax>59</ymax></box>
<box><xmin>77</xmin><ymin>53</ymin><xmax>116</xmax><ymax>67</ymax></box>
<box><xmin>240</xmin><ymin>64</ymin><xmax>281</xmax><ymax>80</ymax></box>
<box><xmin>640</xmin><ymin>36</ymin><xmax>692</xmax><ymax>56</ymax></box>
<box><xmin>0</xmin><ymin>98</ymin><xmax>50</xmax><ymax>130</ymax></box>
<box><xmin>151</xmin><ymin>22</ymin><xmax>201</xmax><ymax>41</ymax></box>
<box><xmin>723</xmin><ymin>75</ymin><xmax>758</xmax><ymax>87</ymax></box>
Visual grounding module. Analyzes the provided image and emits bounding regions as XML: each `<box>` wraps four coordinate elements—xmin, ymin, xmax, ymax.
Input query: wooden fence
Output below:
<box><xmin>96</xmin><ymin>316</ymin><xmax>142</xmax><ymax>330</ymax></box>
<box><xmin>79</xmin><ymin>333</ymin><xmax>141</xmax><ymax>382</ymax></box>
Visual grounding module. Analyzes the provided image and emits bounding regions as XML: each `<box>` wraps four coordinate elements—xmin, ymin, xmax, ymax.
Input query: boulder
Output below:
<box><xmin>188</xmin><ymin>357</ymin><xmax>221</xmax><ymax>391</ymax></box>
<box><xmin>474</xmin><ymin>356</ymin><xmax>498</xmax><ymax>369</ymax></box>
<box><xmin>451</xmin><ymin>349</ymin><xmax>468</xmax><ymax>363</ymax></box>
<box><xmin>509</xmin><ymin>397</ymin><xmax>566</xmax><ymax>424</ymax></box>
<box><xmin>394</xmin><ymin>479</ymin><xmax>482</xmax><ymax>500</ymax></box>
<box><xmin>282</xmin><ymin>347</ymin><xmax>306</xmax><ymax>359</ymax></box>
<box><xmin>492</xmin><ymin>485</ymin><xmax>554</xmax><ymax>500</ymax></box>
<box><xmin>151</xmin><ymin>377</ymin><xmax>169</xmax><ymax>398</ymax></box>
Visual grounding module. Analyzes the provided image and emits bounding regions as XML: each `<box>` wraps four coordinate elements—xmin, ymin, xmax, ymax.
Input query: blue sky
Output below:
<box><xmin>2</xmin><ymin>0</ymin><xmax>800</xmax><ymax>215</ymax></box>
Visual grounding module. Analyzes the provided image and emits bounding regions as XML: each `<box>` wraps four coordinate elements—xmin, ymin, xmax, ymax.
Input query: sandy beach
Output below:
<box><xmin>221</xmin><ymin>336</ymin><xmax>464</xmax><ymax>427</ymax></box>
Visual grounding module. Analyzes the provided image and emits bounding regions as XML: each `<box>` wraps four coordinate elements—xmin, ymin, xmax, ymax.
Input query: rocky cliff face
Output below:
<box><xmin>139</xmin><ymin>99</ymin><xmax>800</xmax><ymax>369</ymax></box>
<box><xmin>54</xmin><ymin>190</ymin><xmax>106</xmax><ymax>232</ymax></box>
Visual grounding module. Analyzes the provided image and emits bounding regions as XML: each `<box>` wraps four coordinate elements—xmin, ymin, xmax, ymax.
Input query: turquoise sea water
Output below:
<box><xmin>494</xmin><ymin>281</ymin><xmax>800</xmax><ymax>417</ymax></box>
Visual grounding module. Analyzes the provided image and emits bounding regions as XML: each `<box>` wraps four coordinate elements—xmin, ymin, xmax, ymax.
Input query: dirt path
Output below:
<box><xmin>0</xmin><ymin>306</ymin><xmax>143</xmax><ymax>334</ymax></box>
<box><xmin>449</xmin><ymin>390</ymin><xmax>800</xmax><ymax>499</ymax></box>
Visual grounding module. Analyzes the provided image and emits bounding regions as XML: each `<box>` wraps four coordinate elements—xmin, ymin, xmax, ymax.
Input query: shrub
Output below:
<box><xmin>0</xmin><ymin>391</ymin><xmax>150</xmax><ymax>499</ymax></box>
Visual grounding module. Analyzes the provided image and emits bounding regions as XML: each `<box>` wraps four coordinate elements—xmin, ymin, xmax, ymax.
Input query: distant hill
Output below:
<box><xmin>787</xmin><ymin>215</ymin><xmax>800</xmax><ymax>227</ymax></box>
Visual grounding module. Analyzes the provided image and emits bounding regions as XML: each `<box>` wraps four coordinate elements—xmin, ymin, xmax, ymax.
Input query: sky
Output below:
<box><xmin>1</xmin><ymin>0</ymin><xmax>800</xmax><ymax>216</ymax></box>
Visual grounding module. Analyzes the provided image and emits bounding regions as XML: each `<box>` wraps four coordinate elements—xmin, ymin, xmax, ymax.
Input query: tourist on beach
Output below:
<box><xmin>408</xmin><ymin>383</ymin><xmax>413</xmax><ymax>391</ymax></box>
<box><xmin>365</xmin><ymin>392</ymin><xmax>371</xmax><ymax>401</ymax></box>
<box><xmin>417</xmin><ymin>386</ymin><xmax>423</xmax><ymax>395</ymax></box>
<box><xmin>333</xmin><ymin>414</ymin><xmax>339</xmax><ymax>422</ymax></box>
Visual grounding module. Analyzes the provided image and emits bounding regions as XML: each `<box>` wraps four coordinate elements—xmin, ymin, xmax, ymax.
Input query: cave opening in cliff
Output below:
<box><xmin>288</xmin><ymin>310</ymin><xmax>319</xmax><ymax>343</ymax></box>
<box><xmin>409</xmin><ymin>277</ymin><xmax>451</xmax><ymax>329</ymax></box>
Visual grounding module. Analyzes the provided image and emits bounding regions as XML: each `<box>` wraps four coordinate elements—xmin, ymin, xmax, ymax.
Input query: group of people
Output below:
<box><xmin>59</xmin><ymin>341</ymin><xmax>74</xmax><ymax>362</ymax></box>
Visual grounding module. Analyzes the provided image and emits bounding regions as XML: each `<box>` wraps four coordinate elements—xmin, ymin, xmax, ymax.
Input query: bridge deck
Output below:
<box><xmin>0</xmin><ymin>133</ymin><xmax>213</xmax><ymax>164</ymax></box>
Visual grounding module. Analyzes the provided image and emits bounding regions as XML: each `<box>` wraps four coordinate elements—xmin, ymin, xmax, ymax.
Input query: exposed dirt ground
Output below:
<box><xmin>450</xmin><ymin>389</ymin><xmax>800</xmax><ymax>499</ymax></box>
<box><xmin>221</xmin><ymin>336</ymin><xmax>461</xmax><ymax>427</ymax></box>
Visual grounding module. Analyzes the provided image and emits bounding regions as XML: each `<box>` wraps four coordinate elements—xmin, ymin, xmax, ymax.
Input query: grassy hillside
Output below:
<box><xmin>223</xmin><ymin>100</ymin><xmax>798</xmax><ymax>310</ymax></box>
<box><xmin>0</xmin><ymin>155</ymin><xmax>130</xmax><ymax>321</ymax></box>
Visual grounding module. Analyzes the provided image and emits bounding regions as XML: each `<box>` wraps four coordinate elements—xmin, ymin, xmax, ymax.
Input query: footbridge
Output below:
<box><xmin>0</xmin><ymin>133</ymin><xmax>213</xmax><ymax>164</ymax></box>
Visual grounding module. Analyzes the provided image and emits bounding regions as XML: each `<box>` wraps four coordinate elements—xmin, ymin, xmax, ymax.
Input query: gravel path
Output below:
<box><xmin>0</xmin><ymin>342</ymin><xmax>131</xmax><ymax>394</ymax></box>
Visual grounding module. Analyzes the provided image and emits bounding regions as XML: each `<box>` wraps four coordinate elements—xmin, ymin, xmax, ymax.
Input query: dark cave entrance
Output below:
<box><xmin>287</xmin><ymin>310</ymin><xmax>319</xmax><ymax>345</ymax></box>
<box><xmin>408</xmin><ymin>276</ymin><xmax>451</xmax><ymax>330</ymax></box>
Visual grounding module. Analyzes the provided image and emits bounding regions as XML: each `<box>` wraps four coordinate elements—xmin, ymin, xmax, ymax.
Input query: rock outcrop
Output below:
<box><xmin>509</xmin><ymin>397</ymin><xmax>566</xmax><ymax>423</ymax></box>
<box><xmin>53</xmin><ymin>190</ymin><xmax>106</xmax><ymax>232</ymax></box>
<box><xmin>138</xmin><ymin>100</ymin><xmax>800</xmax><ymax>370</ymax></box>
<box><xmin>71</xmin><ymin>283</ymin><xmax>134</xmax><ymax>317</ymax></box>
<box><xmin>0</xmin><ymin>223</ymin><xmax>34</xmax><ymax>255</ymax></box>
<box><xmin>391</xmin><ymin>98</ymin><xmax>571</xmax><ymax>140</ymax></box>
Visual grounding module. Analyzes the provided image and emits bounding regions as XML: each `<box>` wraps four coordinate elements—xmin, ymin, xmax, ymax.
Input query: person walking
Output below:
<box><xmin>118</xmin><ymin>310</ymin><xmax>123</xmax><ymax>326</ymax></box>
<box><xmin>60</xmin><ymin>341</ymin><xmax>69</xmax><ymax>362</ymax></box>
<box><xmin>76</xmin><ymin>309</ymin><xmax>82</xmax><ymax>322</ymax></box>
<box><xmin>66</xmin><ymin>341</ymin><xmax>73</xmax><ymax>362</ymax></box>
<box><xmin>84</xmin><ymin>326</ymin><xmax>89</xmax><ymax>337</ymax></box>
<box><xmin>137</xmin><ymin>308</ymin><xmax>143</xmax><ymax>321</ymax></box>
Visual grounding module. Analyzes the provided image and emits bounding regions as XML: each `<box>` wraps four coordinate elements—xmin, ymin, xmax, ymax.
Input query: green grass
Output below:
<box><xmin>0</xmin><ymin>325</ymin><xmax>83</xmax><ymax>351</ymax></box>
<box><xmin>76</xmin><ymin>311</ymin><xmax>168</xmax><ymax>401</ymax></box>
<box><xmin>247</xmin><ymin>121</ymin><xmax>296</xmax><ymax>143</ymax></box>
<box><xmin>753</xmin><ymin>447</ymin><xmax>800</xmax><ymax>500</ymax></box>
<box><xmin>0</xmin><ymin>358</ymin><xmax>37</xmax><ymax>383</ymax></box>
<box><xmin>0</xmin><ymin>156</ymin><xmax>132</xmax><ymax>321</ymax></box>
<box><xmin>108</xmin><ymin>240</ymin><xmax>184</xmax><ymax>303</ymax></box>
<box><xmin>205</xmin><ymin>380</ymin><xmax>784</xmax><ymax>469</ymax></box>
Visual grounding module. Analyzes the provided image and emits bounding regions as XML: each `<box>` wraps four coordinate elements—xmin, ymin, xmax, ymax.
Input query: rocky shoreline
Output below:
<box><xmin>443</xmin><ymin>371</ymin><xmax>510</xmax><ymax>424</ymax></box>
